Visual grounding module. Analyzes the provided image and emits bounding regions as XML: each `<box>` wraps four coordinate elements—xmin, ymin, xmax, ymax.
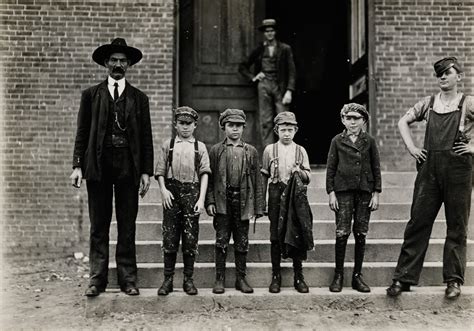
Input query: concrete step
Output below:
<box><xmin>85</xmin><ymin>286</ymin><xmax>474</xmax><ymax>317</ymax></box>
<box><xmin>106</xmin><ymin>262</ymin><xmax>474</xmax><ymax>288</ymax></box>
<box><xmin>111</xmin><ymin>219</ymin><xmax>453</xmax><ymax>241</ymax></box>
<box><xmin>141</xmin><ymin>187</ymin><xmax>417</xmax><ymax>204</ymax></box>
<box><xmin>110</xmin><ymin>239</ymin><xmax>474</xmax><ymax>263</ymax></box>
<box><xmin>134</xmin><ymin>202</ymin><xmax>446</xmax><ymax>221</ymax></box>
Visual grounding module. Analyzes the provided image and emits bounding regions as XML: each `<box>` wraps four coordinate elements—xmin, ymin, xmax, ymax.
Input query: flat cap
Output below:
<box><xmin>274</xmin><ymin>111</ymin><xmax>298</xmax><ymax>125</ymax></box>
<box><xmin>219</xmin><ymin>108</ymin><xmax>246</xmax><ymax>126</ymax></box>
<box><xmin>433</xmin><ymin>57</ymin><xmax>462</xmax><ymax>76</ymax></box>
<box><xmin>258</xmin><ymin>18</ymin><xmax>277</xmax><ymax>31</ymax></box>
<box><xmin>175</xmin><ymin>106</ymin><xmax>198</xmax><ymax>122</ymax></box>
<box><xmin>340</xmin><ymin>103</ymin><xmax>369</xmax><ymax>122</ymax></box>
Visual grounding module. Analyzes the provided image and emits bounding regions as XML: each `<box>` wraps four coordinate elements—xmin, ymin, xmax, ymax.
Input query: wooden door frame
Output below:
<box><xmin>367</xmin><ymin>0</ymin><xmax>376</xmax><ymax>137</ymax></box>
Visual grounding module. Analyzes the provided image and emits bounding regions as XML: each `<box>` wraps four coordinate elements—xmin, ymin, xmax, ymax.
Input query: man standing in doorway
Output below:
<box><xmin>239</xmin><ymin>18</ymin><xmax>296</xmax><ymax>147</ymax></box>
<box><xmin>70</xmin><ymin>38</ymin><xmax>154</xmax><ymax>297</ymax></box>
<box><xmin>387</xmin><ymin>57</ymin><xmax>473</xmax><ymax>299</ymax></box>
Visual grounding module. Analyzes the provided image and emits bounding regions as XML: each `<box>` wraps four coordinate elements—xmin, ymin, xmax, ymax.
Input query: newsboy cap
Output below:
<box><xmin>433</xmin><ymin>57</ymin><xmax>462</xmax><ymax>76</ymax></box>
<box><xmin>340</xmin><ymin>103</ymin><xmax>369</xmax><ymax>122</ymax></box>
<box><xmin>174</xmin><ymin>106</ymin><xmax>198</xmax><ymax>122</ymax></box>
<box><xmin>92</xmin><ymin>38</ymin><xmax>143</xmax><ymax>67</ymax></box>
<box><xmin>274</xmin><ymin>111</ymin><xmax>298</xmax><ymax>125</ymax></box>
<box><xmin>258</xmin><ymin>18</ymin><xmax>277</xmax><ymax>31</ymax></box>
<box><xmin>219</xmin><ymin>108</ymin><xmax>246</xmax><ymax>126</ymax></box>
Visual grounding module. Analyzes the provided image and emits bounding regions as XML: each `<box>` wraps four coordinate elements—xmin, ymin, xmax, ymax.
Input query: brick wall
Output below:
<box><xmin>374</xmin><ymin>0</ymin><xmax>474</xmax><ymax>170</ymax></box>
<box><xmin>1</xmin><ymin>0</ymin><xmax>175</xmax><ymax>259</ymax></box>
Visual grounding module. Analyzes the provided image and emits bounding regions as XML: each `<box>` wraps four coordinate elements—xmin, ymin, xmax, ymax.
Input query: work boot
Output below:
<box><xmin>213</xmin><ymin>247</ymin><xmax>227</xmax><ymax>294</ymax></box>
<box><xmin>329</xmin><ymin>236</ymin><xmax>348</xmax><ymax>292</ymax></box>
<box><xmin>235</xmin><ymin>251</ymin><xmax>253</xmax><ymax>293</ymax></box>
<box><xmin>157</xmin><ymin>275</ymin><xmax>173</xmax><ymax>296</ymax></box>
<box><xmin>269</xmin><ymin>273</ymin><xmax>281</xmax><ymax>293</ymax></box>
<box><xmin>183</xmin><ymin>275</ymin><xmax>198</xmax><ymax>295</ymax></box>
<box><xmin>352</xmin><ymin>273</ymin><xmax>370</xmax><ymax>292</ymax></box>
<box><xmin>293</xmin><ymin>259</ymin><xmax>309</xmax><ymax>293</ymax></box>
<box><xmin>445</xmin><ymin>281</ymin><xmax>461</xmax><ymax>299</ymax></box>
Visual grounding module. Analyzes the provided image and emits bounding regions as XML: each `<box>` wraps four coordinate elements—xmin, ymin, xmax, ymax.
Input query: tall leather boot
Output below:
<box><xmin>213</xmin><ymin>246</ymin><xmax>227</xmax><ymax>294</ymax></box>
<box><xmin>158</xmin><ymin>252</ymin><xmax>176</xmax><ymax>296</ymax></box>
<box><xmin>183</xmin><ymin>253</ymin><xmax>198</xmax><ymax>295</ymax></box>
<box><xmin>329</xmin><ymin>236</ymin><xmax>348</xmax><ymax>292</ymax></box>
<box><xmin>352</xmin><ymin>233</ymin><xmax>370</xmax><ymax>292</ymax></box>
<box><xmin>269</xmin><ymin>241</ymin><xmax>281</xmax><ymax>293</ymax></box>
<box><xmin>234</xmin><ymin>251</ymin><xmax>253</xmax><ymax>293</ymax></box>
<box><xmin>293</xmin><ymin>258</ymin><xmax>309</xmax><ymax>293</ymax></box>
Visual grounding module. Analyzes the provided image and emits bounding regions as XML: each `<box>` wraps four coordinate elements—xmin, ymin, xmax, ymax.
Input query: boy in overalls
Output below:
<box><xmin>154</xmin><ymin>106</ymin><xmax>211</xmax><ymax>295</ymax></box>
<box><xmin>387</xmin><ymin>57</ymin><xmax>473</xmax><ymax>299</ymax></box>
<box><xmin>261</xmin><ymin>111</ymin><xmax>312</xmax><ymax>293</ymax></box>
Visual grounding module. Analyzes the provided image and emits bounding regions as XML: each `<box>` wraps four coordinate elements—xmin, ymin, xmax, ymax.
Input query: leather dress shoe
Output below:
<box><xmin>445</xmin><ymin>281</ymin><xmax>461</xmax><ymax>299</ymax></box>
<box><xmin>84</xmin><ymin>285</ymin><xmax>104</xmax><ymax>297</ymax></box>
<box><xmin>386</xmin><ymin>280</ymin><xmax>411</xmax><ymax>297</ymax></box>
<box><xmin>122</xmin><ymin>284</ymin><xmax>140</xmax><ymax>296</ymax></box>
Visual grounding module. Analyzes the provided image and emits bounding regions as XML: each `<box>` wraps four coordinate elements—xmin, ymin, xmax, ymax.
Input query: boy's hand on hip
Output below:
<box><xmin>329</xmin><ymin>191</ymin><xmax>338</xmax><ymax>211</ymax></box>
<box><xmin>453</xmin><ymin>142</ymin><xmax>474</xmax><ymax>155</ymax></box>
<box><xmin>408</xmin><ymin>146</ymin><xmax>427</xmax><ymax>163</ymax></box>
<box><xmin>160</xmin><ymin>188</ymin><xmax>174</xmax><ymax>209</ymax></box>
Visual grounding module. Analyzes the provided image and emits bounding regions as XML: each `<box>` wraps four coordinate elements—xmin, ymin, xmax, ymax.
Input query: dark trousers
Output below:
<box><xmin>334</xmin><ymin>190</ymin><xmax>372</xmax><ymax>238</ymax></box>
<box><xmin>257</xmin><ymin>79</ymin><xmax>289</xmax><ymax>146</ymax></box>
<box><xmin>214</xmin><ymin>187</ymin><xmax>250</xmax><ymax>253</ymax></box>
<box><xmin>162</xmin><ymin>178</ymin><xmax>200</xmax><ymax>255</ymax></box>
<box><xmin>86</xmin><ymin>147</ymin><xmax>139</xmax><ymax>290</ymax></box>
<box><xmin>394</xmin><ymin>151</ymin><xmax>472</xmax><ymax>285</ymax></box>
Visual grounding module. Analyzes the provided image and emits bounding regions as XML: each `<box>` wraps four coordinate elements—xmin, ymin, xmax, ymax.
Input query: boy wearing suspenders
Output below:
<box><xmin>388</xmin><ymin>57</ymin><xmax>474</xmax><ymax>299</ymax></box>
<box><xmin>261</xmin><ymin>111</ymin><xmax>312</xmax><ymax>293</ymax></box>
<box><xmin>154</xmin><ymin>106</ymin><xmax>211</xmax><ymax>296</ymax></box>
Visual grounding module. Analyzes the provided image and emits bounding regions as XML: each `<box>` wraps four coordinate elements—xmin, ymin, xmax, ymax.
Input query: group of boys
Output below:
<box><xmin>72</xmin><ymin>37</ymin><xmax>472</xmax><ymax>300</ymax></box>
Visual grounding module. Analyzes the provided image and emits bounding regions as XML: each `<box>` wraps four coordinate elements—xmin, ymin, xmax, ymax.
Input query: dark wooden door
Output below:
<box><xmin>179</xmin><ymin>0</ymin><xmax>265</xmax><ymax>151</ymax></box>
<box><xmin>178</xmin><ymin>0</ymin><xmax>264</xmax><ymax>148</ymax></box>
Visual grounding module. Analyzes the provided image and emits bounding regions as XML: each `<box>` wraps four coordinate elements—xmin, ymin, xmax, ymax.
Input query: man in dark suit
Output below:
<box><xmin>239</xmin><ymin>18</ymin><xmax>296</xmax><ymax>147</ymax></box>
<box><xmin>70</xmin><ymin>38</ymin><xmax>154</xmax><ymax>297</ymax></box>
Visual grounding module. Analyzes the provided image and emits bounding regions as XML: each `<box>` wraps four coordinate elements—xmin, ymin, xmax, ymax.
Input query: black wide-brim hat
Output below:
<box><xmin>92</xmin><ymin>38</ymin><xmax>143</xmax><ymax>67</ymax></box>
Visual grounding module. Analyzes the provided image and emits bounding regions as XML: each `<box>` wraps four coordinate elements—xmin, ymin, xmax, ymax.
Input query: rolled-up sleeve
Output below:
<box><xmin>260</xmin><ymin>144</ymin><xmax>272</xmax><ymax>177</ymax></box>
<box><xmin>198</xmin><ymin>142</ymin><xmax>212</xmax><ymax>176</ymax></box>
<box><xmin>154</xmin><ymin>139</ymin><xmax>170</xmax><ymax>179</ymax></box>
<box><xmin>404</xmin><ymin>96</ymin><xmax>431</xmax><ymax>122</ymax></box>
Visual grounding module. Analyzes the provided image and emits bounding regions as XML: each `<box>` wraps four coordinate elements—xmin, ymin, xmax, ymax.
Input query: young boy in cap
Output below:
<box><xmin>206</xmin><ymin>108</ymin><xmax>264</xmax><ymax>294</ymax></box>
<box><xmin>261</xmin><ymin>111</ymin><xmax>312</xmax><ymax>293</ymax></box>
<box><xmin>387</xmin><ymin>57</ymin><xmax>474</xmax><ymax>299</ymax></box>
<box><xmin>154</xmin><ymin>106</ymin><xmax>211</xmax><ymax>296</ymax></box>
<box><xmin>326</xmin><ymin>103</ymin><xmax>382</xmax><ymax>293</ymax></box>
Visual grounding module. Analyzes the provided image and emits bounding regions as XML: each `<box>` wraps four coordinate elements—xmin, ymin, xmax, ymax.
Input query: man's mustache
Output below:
<box><xmin>112</xmin><ymin>67</ymin><xmax>125</xmax><ymax>74</ymax></box>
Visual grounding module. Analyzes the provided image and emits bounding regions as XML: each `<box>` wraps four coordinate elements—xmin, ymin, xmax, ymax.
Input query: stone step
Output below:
<box><xmin>109</xmin><ymin>239</ymin><xmax>474</xmax><ymax>263</ymax></box>
<box><xmin>111</xmin><ymin>219</ymin><xmax>454</xmax><ymax>241</ymax></box>
<box><xmin>134</xmin><ymin>202</ymin><xmax>445</xmax><ymax>221</ymax></box>
<box><xmin>141</xmin><ymin>187</ymin><xmax>417</xmax><ymax>204</ymax></box>
<box><xmin>106</xmin><ymin>262</ymin><xmax>474</xmax><ymax>288</ymax></box>
<box><xmin>85</xmin><ymin>287</ymin><xmax>474</xmax><ymax>317</ymax></box>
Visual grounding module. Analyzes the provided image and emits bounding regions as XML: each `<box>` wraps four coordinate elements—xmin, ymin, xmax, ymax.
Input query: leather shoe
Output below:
<box><xmin>122</xmin><ymin>284</ymin><xmax>140</xmax><ymax>296</ymax></box>
<box><xmin>352</xmin><ymin>273</ymin><xmax>371</xmax><ymax>293</ymax></box>
<box><xmin>386</xmin><ymin>280</ymin><xmax>410</xmax><ymax>297</ymax></box>
<box><xmin>235</xmin><ymin>277</ymin><xmax>254</xmax><ymax>293</ymax></box>
<box><xmin>84</xmin><ymin>285</ymin><xmax>104</xmax><ymax>297</ymax></box>
<box><xmin>329</xmin><ymin>273</ymin><xmax>343</xmax><ymax>292</ymax></box>
<box><xmin>445</xmin><ymin>281</ymin><xmax>461</xmax><ymax>299</ymax></box>
<box><xmin>183</xmin><ymin>276</ymin><xmax>198</xmax><ymax>295</ymax></box>
<box><xmin>157</xmin><ymin>276</ymin><xmax>173</xmax><ymax>296</ymax></box>
<box><xmin>269</xmin><ymin>273</ymin><xmax>281</xmax><ymax>293</ymax></box>
<box><xmin>294</xmin><ymin>274</ymin><xmax>309</xmax><ymax>293</ymax></box>
<box><xmin>212</xmin><ymin>274</ymin><xmax>225</xmax><ymax>294</ymax></box>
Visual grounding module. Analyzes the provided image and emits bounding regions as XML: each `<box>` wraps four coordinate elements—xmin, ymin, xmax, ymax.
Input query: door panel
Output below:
<box><xmin>180</xmin><ymin>0</ymin><xmax>264</xmax><ymax>150</ymax></box>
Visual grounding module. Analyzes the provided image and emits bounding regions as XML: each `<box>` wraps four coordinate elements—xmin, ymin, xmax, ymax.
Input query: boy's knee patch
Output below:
<box><xmin>336</xmin><ymin>230</ymin><xmax>350</xmax><ymax>239</ymax></box>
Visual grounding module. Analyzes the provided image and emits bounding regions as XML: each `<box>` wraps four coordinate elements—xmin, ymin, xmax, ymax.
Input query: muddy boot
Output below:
<box><xmin>352</xmin><ymin>233</ymin><xmax>370</xmax><ymax>293</ymax></box>
<box><xmin>183</xmin><ymin>253</ymin><xmax>198</xmax><ymax>295</ymax></box>
<box><xmin>293</xmin><ymin>259</ymin><xmax>309</xmax><ymax>293</ymax></box>
<box><xmin>157</xmin><ymin>252</ymin><xmax>176</xmax><ymax>296</ymax></box>
<box><xmin>213</xmin><ymin>247</ymin><xmax>226</xmax><ymax>294</ymax></box>
<box><xmin>329</xmin><ymin>236</ymin><xmax>348</xmax><ymax>292</ymax></box>
<box><xmin>234</xmin><ymin>251</ymin><xmax>253</xmax><ymax>293</ymax></box>
<box><xmin>269</xmin><ymin>241</ymin><xmax>281</xmax><ymax>293</ymax></box>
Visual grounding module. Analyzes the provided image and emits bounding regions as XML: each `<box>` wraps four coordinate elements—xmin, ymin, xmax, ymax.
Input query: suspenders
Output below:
<box><xmin>426</xmin><ymin>94</ymin><xmax>467</xmax><ymax>131</ymax></box>
<box><xmin>167</xmin><ymin>138</ymin><xmax>201</xmax><ymax>182</ymax></box>
<box><xmin>271</xmin><ymin>143</ymin><xmax>303</xmax><ymax>182</ymax></box>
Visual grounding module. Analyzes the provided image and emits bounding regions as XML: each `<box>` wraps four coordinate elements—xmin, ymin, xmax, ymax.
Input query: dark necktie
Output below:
<box><xmin>113</xmin><ymin>82</ymin><xmax>119</xmax><ymax>101</ymax></box>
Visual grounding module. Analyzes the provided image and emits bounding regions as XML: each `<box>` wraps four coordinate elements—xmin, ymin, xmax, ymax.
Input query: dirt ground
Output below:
<box><xmin>1</xmin><ymin>257</ymin><xmax>473</xmax><ymax>331</ymax></box>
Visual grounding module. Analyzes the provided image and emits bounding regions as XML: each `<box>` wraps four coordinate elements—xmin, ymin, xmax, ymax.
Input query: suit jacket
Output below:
<box><xmin>278</xmin><ymin>171</ymin><xmax>314</xmax><ymax>260</ymax></box>
<box><xmin>205</xmin><ymin>139</ymin><xmax>264</xmax><ymax>220</ymax></box>
<box><xmin>326</xmin><ymin>130</ymin><xmax>382</xmax><ymax>194</ymax></box>
<box><xmin>72</xmin><ymin>79</ymin><xmax>154</xmax><ymax>185</ymax></box>
<box><xmin>238</xmin><ymin>40</ymin><xmax>296</xmax><ymax>93</ymax></box>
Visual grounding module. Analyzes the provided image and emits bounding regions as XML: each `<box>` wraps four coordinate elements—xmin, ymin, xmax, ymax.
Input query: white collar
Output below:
<box><xmin>108</xmin><ymin>76</ymin><xmax>126</xmax><ymax>88</ymax></box>
<box><xmin>175</xmin><ymin>136</ymin><xmax>196</xmax><ymax>143</ymax></box>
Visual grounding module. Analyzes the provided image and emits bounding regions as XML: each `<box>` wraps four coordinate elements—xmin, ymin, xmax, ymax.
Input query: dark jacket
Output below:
<box><xmin>326</xmin><ymin>130</ymin><xmax>382</xmax><ymax>194</ymax></box>
<box><xmin>238</xmin><ymin>41</ymin><xmax>296</xmax><ymax>93</ymax></box>
<box><xmin>205</xmin><ymin>139</ymin><xmax>264</xmax><ymax>220</ymax></box>
<box><xmin>278</xmin><ymin>172</ymin><xmax>314</xmax><ymax>260</ymax></box>
<box><xmin>72</xmin><ymin>80</ymin><xmax>154</xmax><ymax>185</ymax></box>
